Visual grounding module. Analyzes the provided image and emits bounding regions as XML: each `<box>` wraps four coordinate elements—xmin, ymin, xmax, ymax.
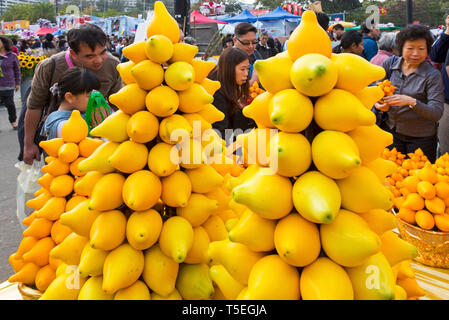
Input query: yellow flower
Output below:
<box><xmin>20</xmin><ymin>61</ymin><xmax>27</xmax><ymax>68</ymax></box>
<box><xmin>26</xmin><ymin>62</ymin><xmax>34</xmax><ymax>69</ymax></box>
<box><xmin>30</xmin><ymin>57</ymin><xmax>36</xmax><ymax>62</ymax></box>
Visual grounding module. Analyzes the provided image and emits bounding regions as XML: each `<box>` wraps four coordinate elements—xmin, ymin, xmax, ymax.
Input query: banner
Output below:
<box><xmin>3</xmin><ymin>20</ymin><xmax>30</xmax><ymax>30</ymax></box>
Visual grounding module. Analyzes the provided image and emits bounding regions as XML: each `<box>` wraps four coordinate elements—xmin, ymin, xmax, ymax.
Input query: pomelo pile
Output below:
<box><xmin>8</xmin><ymin>114</ymin><xmax>103</xmax><ymax>292</ymax></box>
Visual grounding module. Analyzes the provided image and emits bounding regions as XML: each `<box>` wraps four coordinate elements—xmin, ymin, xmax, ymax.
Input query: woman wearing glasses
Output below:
<box><xmin>209</xmin><ymin>47</ymin><xmax>255</xmax><ymax>145</ymax></box>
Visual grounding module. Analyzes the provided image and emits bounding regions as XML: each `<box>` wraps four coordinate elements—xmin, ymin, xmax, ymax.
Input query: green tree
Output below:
<box><xmin>1</xmin><ymin>4</ymin><xmax>33</xmax><ymax>21</ymax></box>
<box><xmin>0</xmin><ymin>2</ymin><xmax>56</xmax><ymax>23</ymax></box>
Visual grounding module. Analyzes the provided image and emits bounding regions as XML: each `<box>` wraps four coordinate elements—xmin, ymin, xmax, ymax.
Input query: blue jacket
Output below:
<box><xmin>429</xmin><ymin>32</ymin><xmax>449</xmax><ymax>103</ymax></box>
<box><xmin>362</xmin><ymin>35</ymin><xmax>378</xmax><ymax>61</ymax></box>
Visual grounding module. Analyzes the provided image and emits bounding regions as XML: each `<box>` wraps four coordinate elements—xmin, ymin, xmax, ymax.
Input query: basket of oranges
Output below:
<box><xmin>388</xmin><ymin>152</ymin><xmax>449</xmax><ymax>268</ymax></box>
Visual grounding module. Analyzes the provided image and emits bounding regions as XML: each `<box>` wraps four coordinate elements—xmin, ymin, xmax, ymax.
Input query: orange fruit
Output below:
<box><xmin>415</xmin><ymin>210</ymin><xmax>435</xmax><ymax>230</ymax></box>
<box><xmin>8</xmin><ymin>262</ymin><xmax>40</xmax><ymax>285</ymax></box>
<box><xmin>399</xmin><ymin>187</ymin><xmax>411</xmax><ymax>197</ymax></box>
<box><xmin>416</xmin><ymin>181</ymin><xmax>436</xmax><ymax>200</ymax></box>
<box><xmin>58</xmin><ymin>142</ymin><xmax>80</xmax><ymax>163</ymax></box>
<box><xmin>50</xmin><ymin>220</ymin><xmax>72</xmax><ymax>245</ymax></box>
<box><xmin>435</xmin><ymin>182</ymin><xmax>449</xmax><ymax>199</ymax></box>
<box><xmin>22</xmin><ymin>237</ymin><xmax>56</xmax><ymax>267</ymax></box>
<box><xmin>425</xmin><ymin>197</ymin><xmax>445</xmax><ymax>215</ymax></box>
<box><xmin>22</xmin><ymin>217</ymin><xmax>53</xmax><ymax>239</ymax></box>
<box><xmin>79</xmin><ymin>137</ymin><xmax>104</xmax><ymax>158</ymax></box>
<box><xmin>16</xmin><ymin>236</ymin><xmax>38</xmax><ymax>258</ymax></box>
<box><xmin>393</xmin><ymin>196</ymin><xmax>405</xmax><ymax>210</ymax></box>
<box><xmin>397</xmin><ymin>207</ymin><xmax>416</xmax><ymax>225</ymax></box>
<box><xmin>22</xmin><ymin>212</ymin><xmax>37</xmax><ymax>227</ymax></box>
<box><xmin>37</xmin><ymin>173</ymin><xmax>54</xmax><ymax>190</ymax></box>
<box><xmin>402</xmin><ymin>193</ymin><xmax>425</xmax><ymax>211</ymax></box>
<box><xmin>402</xmin><ymin>175</ymin><xmax>420</xmax><ymax>193</ymax></box>
<box><xmin>434</xmin><ymin>214</ymin><xmax>449</xmax><ymax>232</ymax></box>
<box><xmin>35</xmin><ymin>265</ymin><xmax>57</xmax><ymax>292</ymax></box>
<box><xmin>26</xmin><ymin>190</ymin><xmax>52</xmax><ymax>211</ymax></box>
<box><xmin>70</xmin><ymin>157</ymin><xmax>86</xmax><ymax>177</ymax></box>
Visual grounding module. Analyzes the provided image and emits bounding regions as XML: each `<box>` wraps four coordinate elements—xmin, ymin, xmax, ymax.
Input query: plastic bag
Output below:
<box><xmin>15</xmin><ymin>160</ymin><xmax>44</xmax><ymax>230</ymax></box>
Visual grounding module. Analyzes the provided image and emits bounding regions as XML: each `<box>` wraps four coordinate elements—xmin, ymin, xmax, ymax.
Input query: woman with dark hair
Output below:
<box><xmin>209</xmin><ymin>47</ymin><xmax>254</xmax><ymax>144</ymax></box>
<box><xmin>0</xmin><ymin>36</ymin><xmax>21</xmax><ymax>129</ymax></box>
<box><xmin>332</xmin><ymin>30</ymin><xmax>364</xmax><ymax>56</ymax></box>
<box><xmin>43</xmin><ymin>67</ymin><xmax>101</xmax><ymax>139</ymax></box>
<box><xmin>375</xmin><ymin>25</ymin><xmax>444</xmax><ymax>162</ymax></box>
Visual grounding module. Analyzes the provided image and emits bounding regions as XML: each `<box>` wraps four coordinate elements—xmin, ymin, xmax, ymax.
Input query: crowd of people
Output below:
<box><xmin>1</xmin><ymin>11</ymin><xmax>448</xmax><ymax>168</ymax></box>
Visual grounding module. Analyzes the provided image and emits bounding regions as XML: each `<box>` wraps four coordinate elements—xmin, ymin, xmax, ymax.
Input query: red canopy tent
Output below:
<box><xmin>36</xmin><ymin>27</ymin><xmax>58</xmax><ymax>35</ymax></box>
<box><xmin>190</xmin><ymin>10</ymin><xmax>227</xmax><ymax>24</ymax></box>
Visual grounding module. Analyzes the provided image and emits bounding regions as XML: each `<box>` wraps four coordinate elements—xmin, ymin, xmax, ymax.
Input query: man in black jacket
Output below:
<box><xmin>256</xmin><ymin>32</ymin><xmax>272</xmax><ymax>59</ymax></box>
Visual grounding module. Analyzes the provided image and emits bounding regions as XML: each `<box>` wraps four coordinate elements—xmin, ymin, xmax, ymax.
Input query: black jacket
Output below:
<box><xmin>212</xmin><ymin>90</ymin><xmax>256</xmax><ymax>144</ymax></box>
<box><xmin>256</xmin><ymin>43</ymin><xmax>277</xmax><ymax>60</ymax></box>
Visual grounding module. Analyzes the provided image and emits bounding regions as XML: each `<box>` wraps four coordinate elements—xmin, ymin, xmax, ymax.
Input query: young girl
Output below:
<box><xmin>43</xmin><ymin>67</ymin><xmax>101</xmax><ymax>139</ymax></box>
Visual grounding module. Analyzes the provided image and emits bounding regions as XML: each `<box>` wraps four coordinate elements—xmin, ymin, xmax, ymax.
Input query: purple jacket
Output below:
<box><xmin>370</xmin><ymin>50</ymin><xmax>394</xmax><ymax>66</ymax></box>
<box><xmin>0</xmin><ymin>52</ymin><xmax>20</xmax><ymax>89</ymax></box>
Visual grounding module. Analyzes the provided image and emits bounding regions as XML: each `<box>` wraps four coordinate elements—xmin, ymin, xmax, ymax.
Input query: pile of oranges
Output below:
<box><xmin>385</xmin><ymin>149</ymin><xmax>449</xmax><ymax>232</ymax></box>
<box><xmin>249</xmin><ymin>82</ymin><xmax>265</xmax><ymax>100</ymax></box>
<box><xmin>377</xmin><ymin>79</ymin><xmax>397</xmax><ymax>104</ymax></box>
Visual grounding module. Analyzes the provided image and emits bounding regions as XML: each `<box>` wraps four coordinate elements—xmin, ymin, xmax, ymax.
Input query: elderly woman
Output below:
<box><xmin>375</xmin><ymin>25</ymin><xmax>445</xmax><ymax>162</ymax></box>
<box><xmin>370</xmin><ymin>32</ymin><xmax>398</xmax><ymax>66</ymax></box>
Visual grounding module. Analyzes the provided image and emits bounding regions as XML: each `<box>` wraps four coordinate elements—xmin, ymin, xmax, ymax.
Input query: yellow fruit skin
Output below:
<box><xmin>268</xmin><ymin>89</ymin><xmax>313</xmax><ymax>133</ymax></box>
<box><xmin>116</xmin><ymin>61</ymin><xmax>136</xmax><ymax>85</ymax></box>
<box><xmin>292</xmin><ymin>171</ymin><xmax>341</xmax><ymax>224</ymax></box>
<box><xmin>122</xmin><ymin>41</ymin><xmax>147</xmax><ymax>63</ymax></box>
<box><xmin>114</xmin><ymin>280</ymin><xmax>151</xmax><ymax>300</ymax></box>
<box><xmin>320</xmin><ymin>209</ymin><xmax>381</xmax><ymax>267</ymax></box>
<box><xmin>185</xmin><ymin>165</ymin><xmax>223</xmax><ymax>194</ymax></box>
<box><xmin>288</xmin><ymin>10</ymin><xmax>332</xmax><ymax>61</ymax></box>
<box><xmin>184</xmin><ymin>226</ymin><xmax>210</xmax><ymax>264</ymax></box>
<box><xmin>232</xmin><ymin>168</ymin><xmax>293</xmax><ymax>220</ymax></box>
<box><xmin>177</xmin><ymin>193</ymin><xmax>218</xmax><ymax>226</ymax></box>
<box><xmin>78</xmin><ymin>141</ymin><xmax>119</xmax><ymax>174</ymax></box>
<box><xmin>148</xmin><ymin>142</ymin><xmax>179</xmax><ymax>177</ymax></box>
<box><xmin>40</xmin><ymin>272</ymin><xmax>87</xmax><ymax>300</ymax></box>
<box><xmin>122</xmin><ymin>170</ymin><xmax>162</xmax><ymax>211</ymax></box>
<box><xmin>35</xmin><ymin>265</ymin><xmax>56</xmax><ymax>292</ymax></box>
<box><xmin>197</xmin><ymin>103</ymin><xmax>224</xmax><ymax>124</ymax></box>
<box><xmin>146</xmin><ymin>1</ymin><xmax>180</xmax><ymax>43</ymax></box>
<box><xmin>34</xmin><ymin>196</ymin><xmax>66</xmax><ymax>221</ymax></box>
<box><xmin>254</xmin><ymin>56</ymin><xmax>293</xmax><ymax>94</ymax></box>
<box><xmin>90</xmin><ymin>210</ymin><xmax>127</xmax><ymax>251</ymax></box>
<box><xmin>78</xmin><ymin>276</ymin><xmax>114</xmax><ymax>300</ymax></box>
<box><xmin>126</xmin><ymin>209</ymin><xmax>162</xmax><ymax>251</ymax></box>
<box><xmin>89</xmin><ymin>110</ymin><xmax>130</xmax><ymax>142</ymax></box>
<box><xmin>229</xmin><ymin>209</ymin><xmax>276</xmax><ymax>252</ymax></box>
<box><xmin>337</xmin><ymin>166</ymin><xmax>394</xmax><ymax>213</ymax></box>
<box><xmin>50</xmin><ymin>233</ymin><xmax>89</xmax><ymax>266</ymax></box>
<box><xmin>143</xmin><ymin>244</ymin><xmax>179</xmax><ymax>297</ymax></box>
<box><xmin>358</xmin><ymin>209</ymin><xmax>398</xmax><ymax>236</ymax></box>
<box><xmin>312</xmin><ymin>130</ymin><xmax>361</xmax><ymax>179</ymax></box>
<box><xmin>207</xmin><ymin>239</ymin><xmax>264</xmax><ymax>285</ymax></box>
<box><xmin>314</xmin><ymin>89</ymin><xmax>376</xmax><ymax>132</ymax></box>
<box><xmin>242</xmin><ymin>91</ymin><xmax>274</xmax><ymax>129</ymax></box>
<box><xmin>346</xmin><ymin>252</ymin><xmax>396</xmax><ymax>300</ymax></box>
<box><xmin>39</xmin><ymin>138</ymin><xmax>64</xmax><ymax>157</ymax></box>
<box><xmin>146</xmin><ymin>85</ymin><xmax>179</xmax><ymax>118</ymax></box>
<box><xmin>127</xmin><ymin>110</ymin><xmax>159</xmax><ymax>143</ymax></box>
<box><xmin>108</xmin><ymin>140</ymin><xmax>148</xmax><ymax>174</ymax></box>
<box><xmin>161</xmin><ymin>170</ymin><xmax>192</xmax><ymax>207</ymax></box>
<box><xmin>169</xmin><ymin>42</ymin><xmax>198</xmax><ymax>63</ymax></box>
<box><xmin>271</xmin><ymin>132</ymin><xmax>312</xmax><ymax>177</ymax></box>
<box><xmin>332</xmin><ymin>53</ymin><xmax>386</xmax><ymax>93</ymax></box>
<box><xmin>354</xmin><ymin>86</ymin><xmax>385</xmax><ymax>109</ymax></box>
<box><xmin>151</xmin><ymin>289</ymin><xmax>183</xmax><ymax>300</ymax></box>
<box><xmin>176</xmin><ymin>263</ymin><xmax>214</xmax><ymax>300</ymax></box>
<box><xmin>109</xmin><ymin>84</ymin><xmax>147</xmax><ymax>115</ymax></box>
<box><xmin>178</xmin><ymin>83</ymin><xmax>213</xmax><ymax>113</ymax></box>
<box><xmin>290</xmin><ymin>53</ymin><xmax>338</xmax><ymax>97</ymax></box>
<box><xmin>145</xmin><ymin>34</ymin><xmax>174</xmax><ymax>63</ymax></box>
<box><xmin>274</xmin><ymin>213</ymin><xmax>321</xmax><ymax>267</ymax></box>
<box><xmin>164</xmin><ymin>61</ymin><xmax>195</xmax><ymax>91</ymax></box>
<box><xmin>394</xmin><ymin>285</ymin><xmax>408</xmax><ymax>300</ymax></box>
<box><xmin>202</xmin><ymin>215</ymin><xmax>229</xmax><ymax>242</ymax></box>
<box><xmin>380</xmin><ymin>231</ymin><xmax>418</xmax><ymax>266</ymax></box>
<box><xmin>78</xmin><ymin>243</ymin><xmax>109</xmax><ymax>278</ymax></box>
<box><xmin>300</xmin><ymin>257</ymin><xmax>354</xmax><ymax>300</ymax></box>
<box><xmin>365</xmin><ymin>158</ymin><xmax>398</xmax><ymax>182</ymax></box>
<box><xmin>89</xmin><ymin>173</ymin><xmax>125</xmax><ymax>211</ymax></box>
<box><xmin>61</xmin><ymin>110</ymin><xmax>88</xmax><ymax>143</ymax></box>
<box><xmin>396</xmin><ymin>277</ymin><xmax>425</xmax><ymax>298</ymax></box>
<box><xmin>59</xmin><ymin>200</ymin><xmax>100</xmax><ymax>238</ymax></box>
<box><xmin>130</xmin><ymin>60</ymin><xmax>164</xmax><ymax>90</ymax></box>
<box><xmin>73</xmin><ymin>171</ymin><xmax>104</xmax><ymax>197</ymax></box>
<box><xmin>8</xmin><ymin>262</ymin><xmax>40</xmax><ymax>285</ymax></box>
<box><xmin>21</xmin><ymin>237</ymin><xmax>54</xmax><ymax>267</ymax></box>
<box><xmin>159</xmin><ymin>216</ymin><xmax>194</xmax><ymax>263</ymax></box>
<box><xmin>347</xmin><ymin>125</ymin><xmax>393</xmax><ymax>164</ymax></box>
<box><xmin>245</xmin><ymin>255</ymin><xmax>300</xmax><ymax>300</ymax></box>
<box><xmin>209</xmin><ymin>264</ymin><xmax>244</xmax><ymax>300</ymax></box>
<box><xmin>102</xmin><ymin>243</ymin><xmax>144</xmax><ymax>295</ymax></box>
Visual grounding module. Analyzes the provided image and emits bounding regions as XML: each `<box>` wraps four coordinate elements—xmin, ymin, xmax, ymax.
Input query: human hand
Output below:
<box><xmin>15</xmin><ymin>85</ymin><xmax>19</xmax><ymax>92</ymax></box>
<box><xmin>375</xmin><ymin>102</ymin><xmax>390</xmax><ymax>112</ymax></box>
<box><xmin>383</xmin><ymin>95</ymin><xmax>415</xmax><ymax>107</ymax></box>
<box><xmin>23</xmin><ymin>143</ymin><xmax>41</xmax><ymax>165</ymax></box>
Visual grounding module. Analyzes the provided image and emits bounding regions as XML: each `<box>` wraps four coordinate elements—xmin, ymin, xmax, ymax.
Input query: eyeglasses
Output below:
<box><xmin>236</xmin><ymin>38</ymin><xmax>258</xmax><ymax>46</ymax></box>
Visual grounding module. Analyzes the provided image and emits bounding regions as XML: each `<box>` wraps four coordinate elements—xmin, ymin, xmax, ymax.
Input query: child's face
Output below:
<box><xmin>71</xmin><ymin>91</ymin><xmax>92</xmax><ymax>113</ymax></box>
